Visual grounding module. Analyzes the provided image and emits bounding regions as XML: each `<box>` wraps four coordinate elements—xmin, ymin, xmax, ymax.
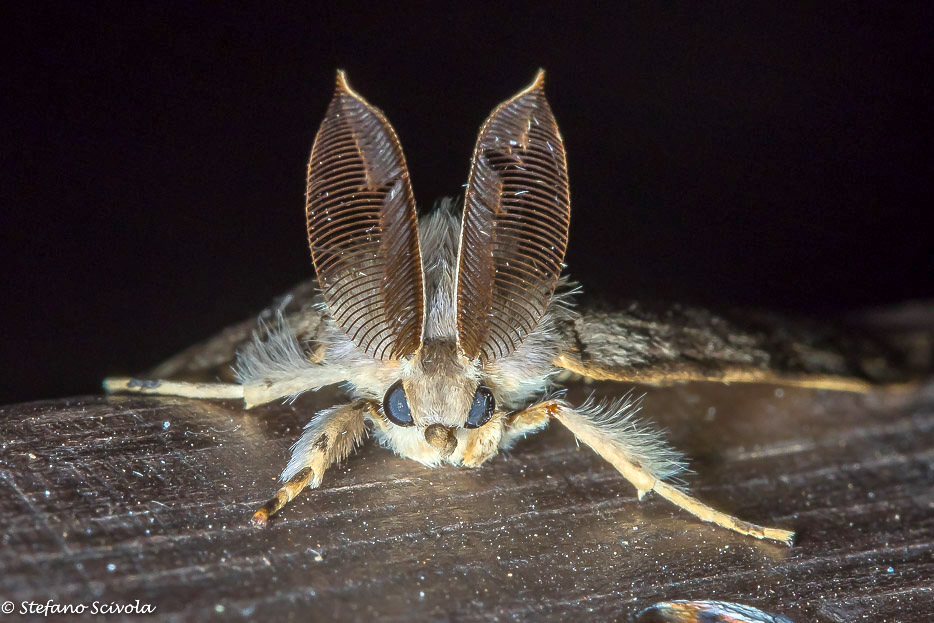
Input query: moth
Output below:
<box><xmin>105</xmin><ymin>70</ymin><xmax>920</xmax><ymax>544</ymax></box>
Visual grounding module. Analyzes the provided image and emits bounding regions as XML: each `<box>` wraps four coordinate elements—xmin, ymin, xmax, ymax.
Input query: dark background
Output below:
<box><xmin>2</xmin><ymin>4</ymin><xmax>931</xmax><ymax>404</ymax></box>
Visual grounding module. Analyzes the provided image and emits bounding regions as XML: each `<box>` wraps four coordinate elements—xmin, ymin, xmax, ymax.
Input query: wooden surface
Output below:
<box><xmin>1</xmin><ymin>380</ymin><xmax>932</xmax><ymax>622</ymax></box>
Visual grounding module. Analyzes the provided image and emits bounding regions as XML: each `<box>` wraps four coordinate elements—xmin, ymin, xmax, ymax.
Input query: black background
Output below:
<box><xmin>2</xmin><ymin>4</ymin><xmax>932</xmax><ymax>404</ymax></box>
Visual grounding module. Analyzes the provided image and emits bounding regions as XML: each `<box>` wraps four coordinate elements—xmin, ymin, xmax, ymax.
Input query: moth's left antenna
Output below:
<box><xmin>306</xmin><ymin>70</ymin><xmax>425</xmax><ymax>360</ymax></box>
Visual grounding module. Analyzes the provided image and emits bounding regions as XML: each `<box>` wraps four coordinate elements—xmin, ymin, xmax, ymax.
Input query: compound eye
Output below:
<box><xmin>465</xmin><ymin>385</ymin><xmax>495</xmax><ymax>429</ymax></box>
<box><xmin>382</xmin><ymin>380</ymin><xmax>414</xmax><ymax>427</ymax></box>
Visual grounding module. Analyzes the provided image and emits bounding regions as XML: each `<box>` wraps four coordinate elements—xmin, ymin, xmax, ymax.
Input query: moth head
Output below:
<box><xmin>381</xmin><ymin>339</ymin><xmax>496</xmax><ymax>457</ymax></box>
<box><xmin>305</xmin><ymin>70</ymin><xmax>569</xmax><ymax>459</ymax></box>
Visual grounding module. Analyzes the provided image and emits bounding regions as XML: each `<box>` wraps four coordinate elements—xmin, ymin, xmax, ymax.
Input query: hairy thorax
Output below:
<box><xmin>402</xmin><ymin>339</ymin><xmax>479</xmax><ymax>428</ymax></box>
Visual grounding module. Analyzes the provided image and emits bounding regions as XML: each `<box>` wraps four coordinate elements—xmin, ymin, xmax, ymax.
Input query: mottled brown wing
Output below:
<box><xmin>306</xmin><ymin>71</ymin><xmax>423</xmax><ymax>360</ymax></box>
<box><xmin>147</xmin><ymin>280</ymin><xmax>326</xmax><ymax>383</ymax></box>
<box><xmin>457</xmin><ymin>70</ymin><xmax>571</xmax><ymax>361</ymax></box>
<box><xmin>556</xmin><ymin>302</ymin><xmax>926</xmax><ymax>391</ymax></box>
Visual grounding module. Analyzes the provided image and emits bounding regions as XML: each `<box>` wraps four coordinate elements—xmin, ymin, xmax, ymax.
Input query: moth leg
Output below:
<box><xmin>647</xmin><ymin>477</ymin><xmax>795</xmax><ymax>545</ymax></box>
<box><xmin>251</xmin><ymin>399</ymin><xmax>371</xmax><ymax>525</ymax></box>
<box><xmin>102</xmin><ymin>371</ymin><xmax>348</xmax><ymax>409</ymax></box>
<box><xmin>239</xmin><ymin>366</ymin><xmax>349</xmax><ymax>409</ymax></box>
<box><xmin>103</xmin><ymin>377</ymin><xmax>244</xmax><ymax>400</ymax></box>
<box><xmin>498</xmin><ymin>403</ymin><xmax>554</xmax><ymax>451</ymax></box>
<box><xmin>461</xmin><ymin>413</ymin><xmax>507</xmax><ymax>467</ymax></box>
<box><xmin>535</xmin><ymin>397</ymin><xmax>795</xmax><ymax>545</ymax></box>
<box><xmin>553</xmin><ymin>353</ymin><xmax>875</xmax><ymax>393</ymax></box>
<box><xmin>232</xmin><ymin>314</ymin><xmax>351</xmax><ymax>407</ymax></box>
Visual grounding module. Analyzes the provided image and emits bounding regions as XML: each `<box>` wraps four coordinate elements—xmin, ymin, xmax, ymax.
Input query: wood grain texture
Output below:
<box><xmin>1</xmin><ymin>380</ymin><xmax>932</xmax><ymax>622</ymax></box>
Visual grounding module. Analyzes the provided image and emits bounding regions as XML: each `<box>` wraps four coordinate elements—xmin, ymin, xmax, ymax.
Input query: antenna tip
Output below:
<box><xmin>335</xmin><ymin>69</ymin><xmax>350</xmax><ymax>90</ymax></box>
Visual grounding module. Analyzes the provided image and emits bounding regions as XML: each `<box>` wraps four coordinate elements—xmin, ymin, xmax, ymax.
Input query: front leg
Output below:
<box><xmin>512</xmin><ymin>396</ymin><xmax>795</xmax><ymax>545</ymax></box>
<box><xmin>251</xmin><ymin>399</ymin><xmax>373</xmax><ymax>525</ymax></box>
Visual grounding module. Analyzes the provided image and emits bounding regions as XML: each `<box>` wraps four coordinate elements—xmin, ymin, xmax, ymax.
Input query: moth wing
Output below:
<box><xmin>147</xmin><ymin>279</ymin><xmax>326</xmax><ymax>383</ymax></box>
<box><xmin>306</xmin><ymin>71</ymin><xmax>424</xmax><ymax>360</ymax></box>
<box><xmin>557</xmin><ymin>302</ymin><xmax>922</xmax><ymax>391</ymax></box>
<box><xmin>456</xmin><ymin>70</ymin><xmax>571</xmax><ymax>361</ymax></box>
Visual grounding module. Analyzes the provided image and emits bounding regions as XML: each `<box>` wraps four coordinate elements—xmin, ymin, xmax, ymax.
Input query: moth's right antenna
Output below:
<box><xmin>455</xmin><ymin>70</ymin><xmax>571</xmax><ymax>361</ymax></box>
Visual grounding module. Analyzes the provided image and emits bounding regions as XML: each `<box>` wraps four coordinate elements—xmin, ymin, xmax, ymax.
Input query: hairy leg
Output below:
<box><xmin>499</xmin><ymin>402</ymin><xmax>554</xmax><ymax>450</ymax></box>
<box><xmin>461</xmin><ymin>413</ymin><xmax>505</xmax><ymax>467</ymax></box>
<box><xmin>251</xmin><ymin>399</ymin><xmax>372</xmax><ymax>525</ymax></box>
<box><xmin>103</xmin><ymin>364</ymin><xmax>347</xmax><ymax>408</ymax></box>
<box><xmin>519</xmin><ymin>396</ymin><xmax>795</xmax><ymax>545</ymax></box>
<box><xmin>105</xmin><ymin>310</ymin><xmax>348</xmax><ymax>407</ymax></box>
<box><xmin>103</xmin><ymin>378</ymin><xmax>244</xmax><ymax>400</ymax></box>
<box><xmin>239</xmin><ymin>366</ymin><xmax>349</xmax><ymax>408</ymax></box>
